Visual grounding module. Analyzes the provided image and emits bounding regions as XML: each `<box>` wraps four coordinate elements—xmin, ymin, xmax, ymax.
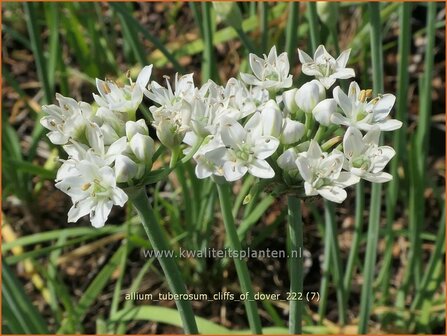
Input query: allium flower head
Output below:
<box><xmin>298</xmin><ymin>45</ymin><xmax>355</xmax><ymax>89</ymax></box>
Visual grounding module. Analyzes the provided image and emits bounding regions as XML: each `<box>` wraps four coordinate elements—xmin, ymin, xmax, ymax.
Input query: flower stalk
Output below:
<box><xmin>215</xmin><ymin>182</ymin><xmax>263</xmax><ymax>334</ymax></box>
<box><xmin>287</xmin><ymin>195</ymin><xmax>303</xmax><ymax>334</ymax></box>
<box><xmin>129</xmin><ymin>189</ymin><xmax>199</xmax><ymax>334</ymax></box>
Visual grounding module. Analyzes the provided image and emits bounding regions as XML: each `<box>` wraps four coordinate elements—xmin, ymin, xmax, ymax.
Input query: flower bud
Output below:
<box><xmin>282</xmin><ymin>88</ymin><xmax>298</xmax><ymax>115</ymax></box>
<box><xmin>156</xmin><ymin>119</ymin><xmax>185</xmax><ymax>150</ymax></box>
<box><xmin>281</xmin><ymin>118</ymin><xmax>305</xmax><ymax>144</ymax></box>
<box><xmin>100</xmin><ymin>123</ymin><xmax>120</xmax><ymax>145</ymax></box>
<box><xmin>126</xmin><ymin>119</ymin><xmax>148</xmax><ymax>141</ymax></box>
<box><xmin>115</xmin><ymin>154</ymin><xmax>138</xmax><ymax>183</ymax></box>
<box><xmin>260</xmin><ymin>100</ymin><xmax>283</xmax><ymax>137</ymax></box>
<box><xmin>277</xmin><ymin>148</ymin><xmax>299</xmax><ymax>171</ymax></box>
<box><xmin>312</xmin><ymin>98</ymin><xmax>336</xmax><ymax>126</ymax></box>
<box><xmin>130</xmin><ymin>133</ymin><xmax>155</xmax><ymax>165</ymax></box>
<box><xmin>295</xmin><ymin>80</ymin><xmax>326</xmax><ymax>113</ymax></box>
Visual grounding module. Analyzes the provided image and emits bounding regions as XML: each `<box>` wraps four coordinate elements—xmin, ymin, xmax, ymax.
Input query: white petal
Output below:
<box><xmin>297</xmin><ymin>48</ymin><xmax>313</xmax><ymax>64</ymax></box>
<box><xmin>372</xmin><ymin>94</ymin><xmax>396</xmax><ymax>121</ymax></box>
<box><xmin>363</xmin><ymin>172</ymin><xmax>392</xmax><ymax>183</ymax></box>
<box><xmin>333</xmin><ymin>86</ymin><xmax>352</xmax><ymax>117</ymax></box>
<box><xmin>307</xmin><ymin>140</ymin><xmax>323</xmax><ymax>160</ymax></box>
<box><xmin>336</xmin><ymin>48</ymin><xmax>351</xmax><ymax>68</ymax></box>
<box><xmin>112</xmin><ymin>187</ymin><xmax>128</xmax><ymax>206</ymax></box>
<box><xmin>195</xmin><ymin>163</ymin><xmax>213</xmax><ymax>179</ymax></box>
<box><xmin>336</xmin><ymin>172</ymin><xmax>360</xmax><ymax>187</ymax></box>
<box><xmin>223</xmin><ymin>161</ymin><xmax>248</xmax><ymax>181</ymax></box>
<box><xmin>136</xmin><ymin>65</ymin><xmax>153</xmax><ymax>90</ymax></box>
<box><xmin>67</xmin><ymin>198</ymin><xmax>93</xmax><ymax>223</ymax></box>
<box><xmin>331</xmin><ymin>112</ymin><xmax>350</xmax><ymax>126</ymax></box>
<box><xmin>281</xmin><ymin>118</ymin><xmax>305</xmax><ymax>144</ymax></box>
<box><xmin>220</xmin><ymin>119</ymin><xmax>246</xmax><ymax>148</ymax></box>
<box><xmin>312</xmin><ymin>98</ymin><xmax>336</xmax><ymax>126</ymax></box>
<box><xmin>378</xmin><ymin>119</ymin><xmax>403</xmax><ymax>131</ymax></box>
<box><xmin>253</xmin><ymin>136</ymin><xmax>279</xmax><ymax>159</ymax></box>
<box><xmin>318</xmin><ymin>186</ymin><xmax>347</xmax><ymax>203</ymax></box>
<box><xmin>343</xmin><ymin>127</ymin><xmax>364</xmax><ymax>158</ymax></box>
<box><xmin>318</xmin><ymin>76</ymin><xmax>336</xmax><ymax>89</ymax></box>
<box><xmin>363</xmin><ymin>126</ymin><xmax>381</xmax><ymax>145</ymax></box>
<box><xmin>331</xmin><ymin>68</ymin><xmax>355</xmax><ymax>80</ymax></box>
<box><xmin>249</xmin><ymin>54</ymin><xmax>265</xmax><ymax>78</ymax></box>
<box><xmin>90</xmin><ymin>200</ymin><xmax>113</xmax><ymax>228</ymax></box>
<box><xmin>248</xmin><ymin>159</ymin><xmax>275</xmax><ymax>179</ymax></box>
<box><xmin>296</xmin><ymin>156</ymin><xmax>312</xmax><ymax>182</ymax></box>
<box><xmin>347</xmin><ymin>82</ymin><xmax>361</xmax><ymax>101</ymax></box>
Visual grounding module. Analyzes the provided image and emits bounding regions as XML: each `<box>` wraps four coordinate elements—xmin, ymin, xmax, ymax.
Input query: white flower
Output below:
<box><xmin>332</xmin><ymin>82</ymin><xmax>402</xmax><ymax>131</ymax></box>
<box><xmin>298</xmin><ymin>45</ymin><xmax>355</xmax><ymax>89</ymax></box>
<box><xmin>312</xmin><ymin>98</ymin><xmax>337</xmax><ymax>126</ymax></box>
<box><xmin>219</xmin><ymin>117</ymin><xmax>280</xmax><ymax>181</ymax></box>
<box><xmin>343</xmin><ymin>127</ymin><xmax>395</xmax><ymax>183</ymax></box>
<box><xmin>41</xmin><ymin>94</ymin><xmax>95</xmax><ymax>145</ymax></box>
<box><xmin>241</xmin><ymin>46</ymin><xmax>293</xmax><ymax>91</ymax></box>
<box><xmin>146</xmin><ymin>73</ymin><xmax>195</xmax><ymax>148</ymax></box>
<box><xmin>295</xmin><ymin>80</ymin><xmax>326</xmax><ymax>113</ymax></box>
<box><xmin>295</xmin><ymin>140</ymin><xmax>359</xmax><ymax>203</ymax></box>
<box><xmin>94</xmin><ymin>65</ymin><xmax>152</xmax><ymax>114</ymax></box>
<box><xmin>55</xmin><ymin>152</ymin><xmax>128</xmax><ymax>228</ymax></box>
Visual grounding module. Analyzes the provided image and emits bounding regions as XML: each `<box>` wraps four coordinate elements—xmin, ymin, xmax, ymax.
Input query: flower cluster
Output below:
<box><xmin>41</xmin><ymin>66</ymin><xmax>155</xmax><ymax>227</ymax></box>
<box><xmin>42</xmin><ymin>44</ymin><xmax>402</xmax><ymax>227</ymax></box>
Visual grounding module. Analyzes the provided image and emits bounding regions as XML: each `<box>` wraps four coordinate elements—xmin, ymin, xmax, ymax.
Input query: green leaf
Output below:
<box><xmin>2</xmin><ymin>261</ymin><xmax>50</xmax><ymax>334</ymax></box>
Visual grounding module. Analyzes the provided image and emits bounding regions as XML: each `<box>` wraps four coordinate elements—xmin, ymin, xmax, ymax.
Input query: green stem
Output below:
<box><xmin>343</xmin><ymin>181</ymin><xmax>364</xmax><ymax>297</ymax></box>
<box><xmin>216</xmin><ymin>182</ymin><xmax>263</xmax><ymax>334</ymax></box>
<box><xmin>306</xmin><ymin>2</ymin><xmax>320</xmax><ymax>51</ymax></box>
<box><xmin>381</xmin><ymin>3</ymin><xmax>411</xmax><ymax>305</ymax></box>
<box><xmin>260</xmin><ymin>2</ymin><xmax>269</xmax><ymax>52</ymax></box>
<box><xmin>358</xmin><ymin>4</ymin><xmax>383</xmax><ymax>333</ymax></box>
<box><xmin>129</xmin><ymin>189</ymin><xmax>198</xmax><ymax>334</ymax></box>
<box><xmin>287</xmin><ymin>195</ymin><xmax>303</xmax><ymax>334</ymax></box>
<box><xmin>324</xmin><ymin>201</ymin><xmax>347</xmax><ymax>326</ymax></box>
<box><xmin>201</xmin><ymin>2</ymin><xmax>217</xmax><ymax>82</ymax></box>
<box><xmin>285</xmin><ymin>2</ymin><xmax>300</xmax><ymax>65</ymax></box>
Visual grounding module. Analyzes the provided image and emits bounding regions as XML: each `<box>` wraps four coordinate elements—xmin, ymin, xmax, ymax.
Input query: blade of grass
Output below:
<box><xmin>201</xmin><ymin>2</ymin><xmax>218</xmax><ymax>82</ymax></box>
<box><xmin>324</xmin><ymin>201</ymin><xmax>347</xmax><ymax>326</ymax></box>
<box><xmin>396</xmin><ymin>1</ymin><xmax>437</xmax><ymax>319</ymax></box>
<box><xmin>285</xmin><ymin>2</ymin><xmax>300</xmax><ymax>65</ymax></box>
<box><xmin>287</xmin><ymin>195</ymin><xmax>303</xmax><ymax>334</ymax></box>
<box><xmin>343</xmin><ymin>181</ymin><xmax>364</xmax><ymax>297</ymax></box>
<box><xmin>358</xmin><ymin>4</ymin><xmax>384</xmax><ymax>333</ymax></box>
<box><xmin>306</xmin><ymin>3</ymin><xmax>320</xmax><ymax>52</ymax></box>
<box><xmin>216</xmin><ymin>182</ymin><xmax>262</xmax><ymax>334</ymax></box>
<box><xmin>2</xmin><ymin>261</ymin><xmax>50</xmax><ymax>334</ymax></box>
<box><xmin>380</xmin><ymin>3</ymin><xmax>412</xmax><ymax>306</ymax></box>
<box><xmin>259</xmin><ymin>2</ymin><xmax>269</xmax><ymax>53</ymax></box>
<box><xmin>110</xmin><ymin>3</ymin><xmax>185</xmax><ymax>73</ymax></box>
